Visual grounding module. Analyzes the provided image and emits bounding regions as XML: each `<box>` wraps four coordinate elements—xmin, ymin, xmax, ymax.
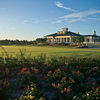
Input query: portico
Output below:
<box><xmin>46</xmin><ymin>36</ymin><xmax>71</xmax><ymax>44</ymax></box>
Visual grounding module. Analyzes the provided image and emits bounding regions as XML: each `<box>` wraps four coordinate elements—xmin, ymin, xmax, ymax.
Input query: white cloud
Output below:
<box><xmin>60</xmin><ymin>9</ymin><xmax>100</xmax><ymax>19</ymax></box>
<box><xmin>60</xmin><ymin>9</ymin><xmax>100</xmax><ymax>23</ymax></box>
<box><xmin>55</xmin><ymin>1</ymin><xmax>78</xmax><ymax>12</ymax></box>
<box><xmin>22</xmin><ymin>20</ymin><xmax>28</xmax><ymax>24</ymax></box>
<box><xmin>88</xmin><ymin>17</ymin><xmax>100</xmax><ymax>20</ymax></box>
<box><xmin>51</xmin><ymin>20</ymin><xmax>63</xmax><ymax>24</ymax></box>
<box><xmin>66</xmin><ymin>18</ymin><xmax>83</xmax><ymax>23</ymax></box>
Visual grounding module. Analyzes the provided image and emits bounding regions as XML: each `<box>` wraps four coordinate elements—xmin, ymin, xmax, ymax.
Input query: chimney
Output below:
<box><xmin>93</xmin><ymin>31</ymin><xmax>96</xmax><ymax>35</ymax></box>
<box><xmin>57</xmin><ymin>31</ymin><xmax>60</xmax><ymax>35</ymax></box>
<box><xmin>60</xmin><ymin>31</ymin><xmax>63</xmax><ymax>34</ymax></box>
<box><xmin>76</xmin><ymin>32</ymin><xmax>79</xmax><ymax>34</ymax></box>
<box><xmin>62</xmin><ymin>28</ymin><xmax>68</xmax><ymax>33</ymax></box>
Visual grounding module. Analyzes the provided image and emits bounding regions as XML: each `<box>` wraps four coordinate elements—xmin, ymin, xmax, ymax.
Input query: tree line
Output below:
<box><xmin>0</xmin><ymin>38</ymin><xmax>47</xmax><ymax>45</ymax></box>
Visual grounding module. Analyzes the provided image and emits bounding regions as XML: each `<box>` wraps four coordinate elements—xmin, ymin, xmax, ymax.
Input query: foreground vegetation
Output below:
<box><xmin>0</xmin><ymin>48</ymin><xmax>100</xmax><ymax>100</ymax></box>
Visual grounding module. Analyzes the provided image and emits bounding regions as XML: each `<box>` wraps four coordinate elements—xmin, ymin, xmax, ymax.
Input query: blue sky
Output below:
<box><xmin>0</xmin><ymin>0</ymin><xmax>100</xmax><ymax>40</ymax></box>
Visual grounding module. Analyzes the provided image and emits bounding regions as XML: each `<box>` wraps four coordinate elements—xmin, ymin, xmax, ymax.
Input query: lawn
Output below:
<box><xmin>0</xmin><ymin>45</ymin><xmax>100</xmax><ymax>58</ymax></box>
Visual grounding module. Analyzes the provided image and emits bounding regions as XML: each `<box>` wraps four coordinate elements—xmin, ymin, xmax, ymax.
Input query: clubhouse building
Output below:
<box><xmin>44</xmin><ymin>28</ymin><xmax>100</xmax><ymax>44</ymax></box>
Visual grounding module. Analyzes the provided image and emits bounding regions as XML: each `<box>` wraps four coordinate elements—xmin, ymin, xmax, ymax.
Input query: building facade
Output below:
<box><xmin>44</xmin><ymin>28</ymin><xmax>100</xmax><ymax>44</ymax></box>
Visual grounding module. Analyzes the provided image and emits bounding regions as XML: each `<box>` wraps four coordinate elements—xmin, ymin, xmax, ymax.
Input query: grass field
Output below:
<box><xmin>0</xmin><ymin>45</ymin><xmax>100</xmax><ymax>58</ymax></box>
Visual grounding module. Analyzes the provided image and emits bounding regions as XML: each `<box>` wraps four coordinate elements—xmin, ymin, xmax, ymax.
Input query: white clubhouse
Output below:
<box><xmin>44</xmin><ymin>28</ymin><xmax>100</xmax><ymax>44</ymax></box>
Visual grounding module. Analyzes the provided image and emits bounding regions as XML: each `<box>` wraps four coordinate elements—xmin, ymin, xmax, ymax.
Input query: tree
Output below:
<box><xmin>76</xmin><ymin>36</ymin><xmax>84</xmax><ymax>46</ymax></box>
<box><xmin>35</xmin><ymin>38</ymin><xmax>47</xmax><ymax>43</ymax></box>
<box><xmin>80</xmin><ymin>36</ymin><xmax>84</xmax><ymax>46</ymax></box>
<box><xmin>72</xmin><ymin>36</ymin><xmax>77</xmax><ymax>44</ymax></box>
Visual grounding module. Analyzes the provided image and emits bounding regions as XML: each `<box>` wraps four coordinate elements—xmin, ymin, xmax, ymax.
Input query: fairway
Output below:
<box><xmin>0</xmin><ymin>45</ymin><xmax>100</xmax><ymax>58</ymax></box>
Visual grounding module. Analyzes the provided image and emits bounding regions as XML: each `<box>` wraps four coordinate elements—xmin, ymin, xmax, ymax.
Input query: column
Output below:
<box><xmin>52</xmin><ymin>38</ymin><xmax>54</xmax><ymax>44</ymax></box>
<box><xmin>63</xmin><ymin>38</ymin><xmax>65</xmax><ymax>42</ymax></box>
<box><xmin>91</xmin><ymin>38</ymin><xmax>92</xmax><ymax>43</ymax></box>
<box><xmin>66</xmin><ymin>38</ymin><xmax>68</xmax><ymax>43</ymax></box>
<box><xmin>70</xmin><ymin>37</ymin><xmax>71</xmax><ymax>43</ymax></box>
<box><xmin>57</xmin><ymin>38</ymin><xmax>58</xmax><ymax>43</ymax></box>
<box><xmin>60</xmin><ymin>38</ymin><xmax>62</xmax><ymax>43</ymax></box>
<box><xmin>59</xmin><ymin>38</ymin><xmax>60</xmax><ymax>43</ymax></box>
<box><xmin>50</xmin><ymin>38</ymin><xmax>51</xmax><ymax>43</ymax></box>
<box><xmin>55</xmin><ymin>38</ymin><xmax>56</xmax><ymax>43</ymax></box>
<box><xmin>47</xmin><ymin>38</ymin><xmax>49</xmax><ymax>43</ymax></box>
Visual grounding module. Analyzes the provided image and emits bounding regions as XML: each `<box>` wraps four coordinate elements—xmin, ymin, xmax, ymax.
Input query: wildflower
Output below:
<box><xmin>59</xmin><ymin>96</ymin><xmax>61</xmax><ymax>99</ymax></box>
<box><xmin>87</xmin><ymin>93</ymin><xmax>89</xmax><ymax>96</ymax></box>
<box><xmin>67</xmin><ymin>87</ymin><xmax>71</xmax><ymax>92</ymax></box>
<box><xmin>67</xmin><ymin>88</ymin><xmax>70</xmax><ymax>92</ymax></box>
<box><xmin>24</xmin><ymin>96</ymin><xmax>27</xmax><ymax>98</ymax></box>
<box><xmin>65</xmin><ymin>62</ymin><xmax>68</xmax><ymax>65</ymax></box>
<box><xmin>6</xmin><ymin>68</ymin><xmax>8</xmax><ymax>70</ymax></box>
<box><xmin>64</xmin><ymin>88</ymin><xmax>66</xmax><ymax>91</ymax></box>
<box><xmin>52</xmin><ymin>83</ymin><xmax>55</xmax><ymax>87</ymax></box>
<box><xmin>93</xmin><ymin>82</ymin><xmax>96</xmax><ymax>85</ymax></box>
<box><xmin>20</xmin><ymin>90</ymin><xmax>23</xmax><ymax>93</ymax></box>
<box><xmin>31</xmin><ymin>88</ymin><xmax>34</xmax><ymax>91</ymax></box>
<box><xmin>28</xmin><ymin>86</ymin><xmax>30</xmax><ymax>88</ymax></box>
<box><xmin>38</xmin><ymin>97</ymin><xmax>45</xmax><ymax>100</ymax></box>
<box><xmin>29</xmin><ymin>95</ymin><xmax>34</xmax><ymax>99</ymax></box>
<box><xmin>73</xmin><ymin>96</ymin><xmax>76</xmax><ymax>99</ymax></box>
<box><xmin>49</xmin><ymin>64</ymin><xmax>52</xmax><ymax>66</ymax></box>
<box><xmin>35</xmin><ymin>69</ymin><xmax>38</xmax><ymax>72</ymax></box>
<box><xmin>65</xmin><ymin>69</ymin><xmax>68</xmax><ymax>71</ymax></box>
<box><xmin>62</xmin><ymin>77</ymin><xmax>66</xmax><ymax>80</ymax></box>
<box><xmin>21</xmin><ymin>68</ymin><xmax>27</xmax><ymax>72</ymax></box>
<box><xmin>38</xmin><ymin>74</ymin><xmax>42</xmax><ymax>77</ymax></box>
<box><xmin>58</xmin><ymin>83</ymin><xmax>60</xmax><ymax>85</ymax></box>
<box><xmin>96</xmin><ymin>88</ymin><xmax>98</xmax><ymax>91</ymax></box>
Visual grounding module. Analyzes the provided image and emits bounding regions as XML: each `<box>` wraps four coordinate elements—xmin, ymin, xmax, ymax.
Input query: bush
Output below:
<box><xmin>0</xmin><ymin>48</ymin><xmax>100</xmax><ymax>100</ymax></box>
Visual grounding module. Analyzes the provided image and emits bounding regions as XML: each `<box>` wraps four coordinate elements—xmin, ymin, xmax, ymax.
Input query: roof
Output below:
<box><xmin>83</xmin><ymin>35</ymin><xmax>100</xmax><ymax>37</ymax></box>
<box><xmin>44</xmin><ymin>31</ymin><xmax>82</xmax><ymax>37</ymax></box>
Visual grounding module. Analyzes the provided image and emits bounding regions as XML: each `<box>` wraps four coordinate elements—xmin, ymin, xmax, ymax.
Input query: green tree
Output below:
<box><xmin>35</xmin><ymin>38</ymin><xmax>47</xmax><ymax>43</ymax></box>
<box><xmin>80</xmin><ymin>36</ymin><xmax>84</xmax><ymax>46</ymax></box>
<box><xmin>76</xmin><ymin>36</ymin><xmax>84</xmax><ymax>46</ymax></box>
<box><xmin>72</xmin><ymin>36</ymin><xmax>77</xmax><ymax>44</ymax></box>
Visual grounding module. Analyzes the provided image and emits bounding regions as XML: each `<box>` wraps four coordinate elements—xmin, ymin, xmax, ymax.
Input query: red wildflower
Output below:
<box><xmin>58</xmin><ymin>83</ymin><xmax>60</xmax><ymax>85</ymax></box>
<box><xmin>35</xmin><ymin>69</ymin><xmax>38</xmax><ymax>72</ymax></box>
<box><xmin>52</xmin><ymin>83</ymin><xmax>55</xmax><ymax>87</ymax></box>
<box><xmin>20</xmin><ymin>90</ymin><xmax>23</xmax><ymax>93</ymax></box>
<box><xmin>67</xmin><ymin>88</ymin><xmax>71</xmax><ymax>92</ymax></box>
<box><xmin>62</xmin><ymin>77</ymin><xmax>66</xmax><ymax>80</ymax></box>
<box><xmin>59</xmin><ymin>96</ymin><xmax>61</xmax><ymax>99</ymax></box>
<box><xmin>65</xmin><ymin>69</ymin><xmax>68</xmax><ymax>71</ymax></box>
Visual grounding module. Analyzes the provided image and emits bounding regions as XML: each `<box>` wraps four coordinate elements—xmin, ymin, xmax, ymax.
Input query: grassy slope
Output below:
<box><xmin>0</xmin><ymin>45</ymin><xmax>100</xmax><ymax>58</ymax></box>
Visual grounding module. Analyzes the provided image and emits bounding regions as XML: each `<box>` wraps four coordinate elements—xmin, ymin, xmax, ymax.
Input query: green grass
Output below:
<box><xmin>0</xmin><ymin>45</ymin><xmax>100</xmax><ymax>58</ymax></box>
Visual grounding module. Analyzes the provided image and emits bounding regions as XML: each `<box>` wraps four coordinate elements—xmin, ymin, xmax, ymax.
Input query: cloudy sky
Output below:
<box><xmin>0</xmin><ymin>0</ymin><xmax>100</xmax><ymax>40</ymax></box>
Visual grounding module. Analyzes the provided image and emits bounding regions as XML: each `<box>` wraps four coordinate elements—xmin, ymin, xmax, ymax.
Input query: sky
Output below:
<box><xmin>0</xmin><ymin>0</ymin><xmax>100</xmax><ymax>41</ymax></box>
